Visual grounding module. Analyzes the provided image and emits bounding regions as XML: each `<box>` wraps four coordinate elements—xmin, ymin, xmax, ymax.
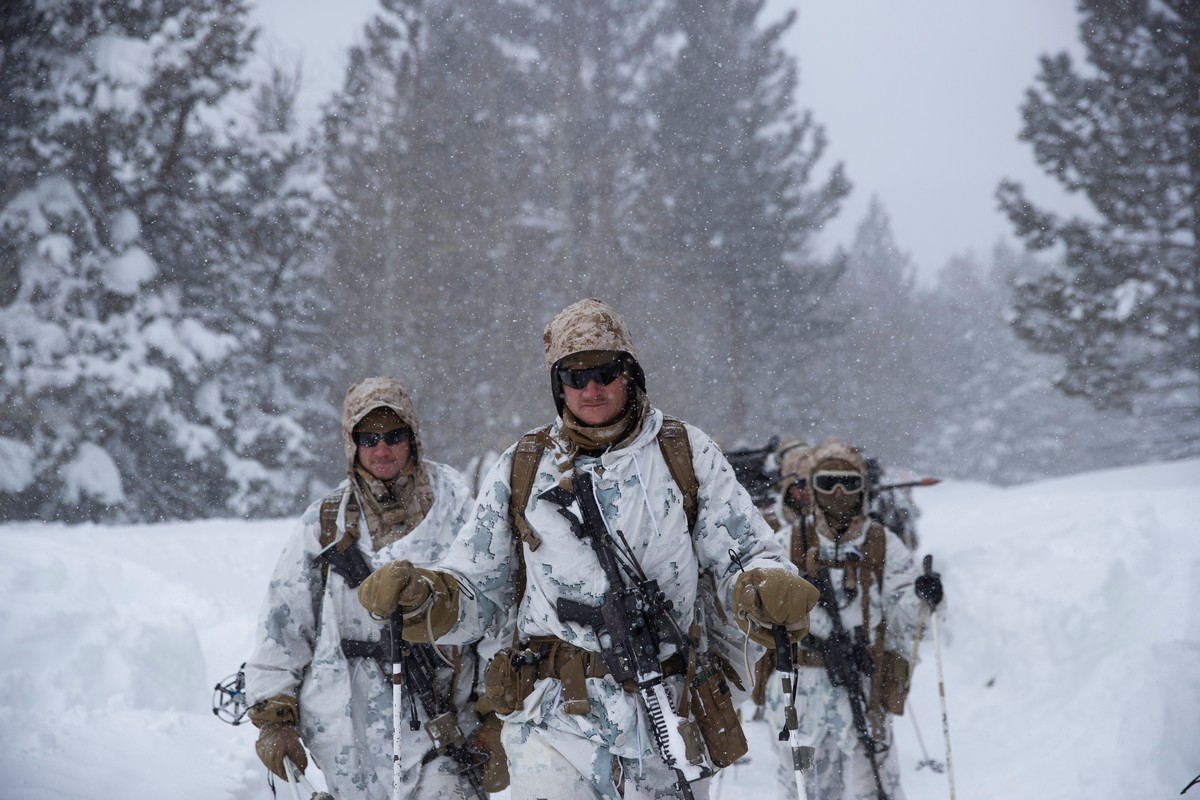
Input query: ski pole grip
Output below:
<box><xmin>773</xmin><ymin>624</ymin><xmax>794</xmax><ymax>673</ymax></box>
<box><xmin>923</xmin><ymin>554</ymin><xmax>934</xmax><ymax>576</ymax></box>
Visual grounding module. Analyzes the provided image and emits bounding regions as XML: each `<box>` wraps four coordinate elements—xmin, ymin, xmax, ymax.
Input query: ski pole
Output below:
<box><xmin>905</xmin><ymin>700</ymin><xmax>944</xmax><ymax>773</ymax></box>
<box><xmin>773</xmin><ymin>625</ymin><xmax>815</xmax><ymax>800</ymax></box>
<box><xmin>283</xmin><ymin>757</ymin><xmax>305</xmax><ymax>800</ymax></box>
<box><xmin>390</xmin><ymin>610</ymin><xmax>405</xmax><ymax>800</ymax></box>
<box><xmin>907</xmin><ymin>559</ymin><xmax>944</xmax><ymax>772</ymax></box>
<box><xmin>931</xmin><ymin>600</ymin><xmax>957</xmax><ymax>800</ymax></box>
<box><xmin>284</xmin><ymin>756</ymin><xmax>336</xmax><ymax>800</ymax></box>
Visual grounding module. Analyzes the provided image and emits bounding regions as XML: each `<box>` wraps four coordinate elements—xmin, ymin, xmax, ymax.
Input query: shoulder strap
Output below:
<box><xmin>507</xmin><ymin>426</ymin><xmax>553</xmax><ymax>625</ymax></box>
<box><xmin>656</xmin><ymin>416</ymin><xmax>698</xmax><ymax>534</ymax></box>
<box><xmin>319</xmin><ymin>493</ymin><xmax>341</xmax><ymax>550</ymax></box>
<box><xmin>863</xmin><ymin>521</ymin><xmax>887</xmax><ymax>591</ymax></box>
<box><xmin>509</xmin><ymin>426</ymin><xmax>554</xmax><ymax>551</ymax></box>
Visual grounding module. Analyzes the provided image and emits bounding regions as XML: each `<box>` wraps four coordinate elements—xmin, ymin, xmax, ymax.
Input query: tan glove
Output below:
<box><xmin>732</xmin><ymin>568</ymin><xmax>819</xmax><ymax>646</ymax></box>
<box><xmin>357</xmin><ymin>560</ymin><xmax>462</xmax><ymax>641</ymax></box>
<box><xmin>468</xmin><ymin>710</ymin><xmax>511</xmax><ymax>792</ymax></box>
<box><xmin>248</xmin><ymin>695</ymin><xmax>307</xmax><ymax>780</ymax></box>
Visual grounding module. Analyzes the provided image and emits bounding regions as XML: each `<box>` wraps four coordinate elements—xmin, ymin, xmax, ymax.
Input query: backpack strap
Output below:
<box><xmin>508</xmin><ymin>426</ymin><xmax>554</xmax><ymax>552</ymax></box>
<box><xmin>656</xmin><ymin>416</ymin><xmax>698</xmax><ymax>534</ymax></box>
<box><xmin>507</xmin><ymin>426</ymin><xmax>554</xmax><ymax>619</ymax></box>
<box><xmin>863</xmin><ymin>521</ymin><xmax>887</xmax><ymax>592</ymax></box>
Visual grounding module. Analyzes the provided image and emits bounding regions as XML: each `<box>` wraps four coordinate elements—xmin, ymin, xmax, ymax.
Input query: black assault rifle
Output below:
<box><xmin>803</xmin><ymin>565</ymin><xmax>890</xmax><ymax>800</ymax></box>
<box><xmin>542</xmin><ymin>471</ymin><xmax>711</xmax><ymax>799</ymax></box>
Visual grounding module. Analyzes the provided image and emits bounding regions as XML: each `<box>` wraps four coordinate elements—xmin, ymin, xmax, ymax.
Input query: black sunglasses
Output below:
<box><xmin>353</xmin><ymin>428</ymin><xmax>410</xmax><ymax>448</ymax></box>
<box><xmin>558</xmin><ymin>358</ymin><xmax>625</xmax><ymax>390</ymax></box>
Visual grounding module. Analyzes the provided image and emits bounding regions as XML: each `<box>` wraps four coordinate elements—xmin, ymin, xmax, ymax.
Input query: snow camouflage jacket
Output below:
<box><xmin>434</xmin><ymin>407</ymin><xmax>795</xmax><ymax>766</ymax></box>
<box><xmin>244</xmin><ymin>465</ymin><xmax>475</xmax><ymax>800</ymax></box>
<box><xmin>245</xmin><ymin>376</ymin><xmax>477</xmax><ymax>800</ymax></box>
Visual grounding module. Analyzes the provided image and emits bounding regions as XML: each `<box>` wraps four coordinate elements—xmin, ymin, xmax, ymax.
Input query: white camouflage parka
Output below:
<box><xmin>244</xmin><ymin>378</ymin><xmax>478</xmax><ymax>800</ymax></box>
<box><xmin>434</xmin><ymin>407</ymin><xmax>795</xmax><ymax>797</ymax></box>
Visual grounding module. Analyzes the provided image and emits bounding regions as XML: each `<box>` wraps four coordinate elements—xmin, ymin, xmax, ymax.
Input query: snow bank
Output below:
<box><xmin>0</xmin><ymin>459</ymin><xmax>1197</xmax><ymax>799</ymax></box>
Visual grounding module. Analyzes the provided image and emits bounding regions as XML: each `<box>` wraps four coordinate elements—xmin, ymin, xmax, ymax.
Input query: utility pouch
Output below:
<box><xmin>483</xmin><ymin>647</ymin><xmax>540</xmax><ymax>715</ymax></box>
<box><xmin>877</xmin><ymin>649</ymin><xmax>910</xmax><ymax>716</ymax></box>
<box><xmin>425</xmin><ymin>710</ymin><xmax>466</xmax><ymax>752</ymax></box>
<box><xmin>689</xmin><ymin>667</ymin><xmax>748</xmax><ymax>768</ymax></box>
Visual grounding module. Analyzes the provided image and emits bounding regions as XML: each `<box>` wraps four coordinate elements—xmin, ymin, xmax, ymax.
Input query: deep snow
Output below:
<box><xmin>1</xmin><ymin>458</ymin><xmax>1197</xmax><ymax>799</ymax></box>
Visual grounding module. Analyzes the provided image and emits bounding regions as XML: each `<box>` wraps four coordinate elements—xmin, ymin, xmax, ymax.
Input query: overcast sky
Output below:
<box><xmin>249</xmin><ymin>0</ymin><xmax>1088</xmax><ymax>282</ymax></box>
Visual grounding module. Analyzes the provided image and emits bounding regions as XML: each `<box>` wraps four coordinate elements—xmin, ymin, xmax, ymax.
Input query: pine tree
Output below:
<box><xmin>909</xmin><ymin>245</ymin><xmax>1152</xmax><ymax>483</ymax></box>
<box><xmin>323</xmin><ymin>0</ymin><xmax>544</xmax><ymax>464</ymax></box>
<box><xmin>0</xmin><ymin>0</ymin><xmax>333</xmax><ymax>520</ymax></box>
<box><xmin>997</xmin><ymin>0</ymin><xmax>1200</xmax><ymax>455</ymax></box>
<box><xmin>640</xmin><ymin>0</ymin><xmax>849</xmax><ymax>439</ymax></box>
<box><xmin>805</xmin><ymin>198</ymin><xmax>923</xmax><ymax>464</ymax></box>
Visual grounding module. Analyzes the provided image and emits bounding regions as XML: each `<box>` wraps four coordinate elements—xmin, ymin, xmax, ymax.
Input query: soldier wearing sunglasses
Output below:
<box><xmin>243</xmin><ymin>377</ymin><xmax>499</xmax><ymax>800</ymax></box>
<box><xmin>759</xmin><ymin>437</ymin><xmax>941</xmax><ymax>800</ymax></box>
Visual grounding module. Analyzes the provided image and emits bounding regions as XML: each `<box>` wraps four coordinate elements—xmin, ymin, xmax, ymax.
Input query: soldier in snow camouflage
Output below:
<box><xmin>759</xmin><ymin>437</ymin><xmax>935</xmax><ymax>800</ymax></box>
<box><xmin>243</xmin><ymin>377</ymin><xmax>495</xmax><ymax>800</ymax></box>
<box><xmin>357</xmin><ymin>299</ymin><xmax>818</xmax><ymax>800</ymax></box>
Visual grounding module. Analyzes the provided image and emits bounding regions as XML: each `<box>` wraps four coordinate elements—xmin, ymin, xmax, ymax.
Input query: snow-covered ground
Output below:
<box><xmin>2</xmin><ymin>458</ymin><xmax>1198</xmax><ymax>799</ymax></box>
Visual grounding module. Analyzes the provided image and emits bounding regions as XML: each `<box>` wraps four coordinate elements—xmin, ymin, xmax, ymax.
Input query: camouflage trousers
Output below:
<box><xmin>501</xmin><ymin>719</ymin><xmax>711</xmax><ymax>800</ymax></box>
<box><xmin>770</xmin><ymin>730</ymin><xmax>905</xmax><ymax>800</ymax></box>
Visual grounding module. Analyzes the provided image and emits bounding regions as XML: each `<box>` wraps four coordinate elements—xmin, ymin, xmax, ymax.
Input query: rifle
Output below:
<box><xmin>726</xmin><ymin>436</ymin><xmax>781</xmax><ymax>507</ymax></box>
<box><xmin>804</xmin><ymin>565</ymin><xmax>890</xmax><ymax>800</ymax></box>
<box><xmin>874</xmin><ymin>477</ymin><xmax>941</xmax><ymax>492</ymax></box>
<box><xmin>542</xmin><ymin>470</ymin><xmax>711</xmax><ymax>799</ymax></box>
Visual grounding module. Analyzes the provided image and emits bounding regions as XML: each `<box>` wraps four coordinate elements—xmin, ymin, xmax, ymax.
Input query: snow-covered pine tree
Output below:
<box><xmin>804</xmin><ymin>198</ymin><xmax>924</xmax><ymax>464</ymax></box>
<box><xmin>322</xmin><ymin>0</ymin><xmax>544</xmax><ymax>465</ymax></box>
<box><xmin>997</xmin><ymin>0</ymin><xmax>1200</xmax><ymax>456</ymax></box>
<box><xmin>909</xmin><ymin>245</ymin><xmax>1152</xmax><ymax>484</ymax></box>
<box><xmin>0</xmin><ymin>0</ymin><xmax>333</xmax><ymax>521</ymax></box>
<box><xmin>196</xmin><ymin>63</ymin><xmax>339</xmax><ymax>517</ymax></box>
<box><xmin>639</xmin><ymin>0</ymin><xmax>849</xmax><ymax>440</ymax></box>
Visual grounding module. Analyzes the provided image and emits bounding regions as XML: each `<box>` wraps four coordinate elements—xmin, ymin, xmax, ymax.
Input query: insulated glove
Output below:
<box><xmin>732</xmin><ymin>567</ymin><xmax>819</xmax><ymax>646</ymax></box>
<box><xmin>248</xmin><ymin>695</ymin><xmax>307</xmax><ymax>779</ymax></box>
<box><xmin>915</xmin><ymin>570</ymin><xmax>944</xmax><ymax>609</ymax></box>
<box><xmin>358</xmin><ymin>559</ymin><xmax>430</xmax><ymax>616</ymax></box>
<box><xmin>357</xmin><ymin>560</ymin><xmax>463</xmax><ymax>641</ymax></box>
<box><xmin>468</xmin><ymin>710</ymin><xmax>511</xmax><ymax>793</ymax></box>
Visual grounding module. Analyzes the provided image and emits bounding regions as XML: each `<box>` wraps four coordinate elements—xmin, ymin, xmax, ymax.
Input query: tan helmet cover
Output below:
<box><xmin>775</xmin><ymin>436</ymin><xmax>813</xmax><ymax>495</ymax></box>
<box><xmin>807</xmin><ymin>437</ymin><xmax>870</xmax><ymax>537</ymax></box>
<box><xmin>341</xmin><ymin>376</ymin><xmax>423</xmax><ymax>472</ymax></box>
<box><xmin>543</xmin><ymin>298</ymin><xmax>640</xmax><ymax>370</ymax></box>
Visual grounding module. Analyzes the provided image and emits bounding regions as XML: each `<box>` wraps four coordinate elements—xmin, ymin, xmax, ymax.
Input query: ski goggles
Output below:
<box><xmin>353</xmin><ymin>428</ymin><xmax>411</xmax><ymax>448</ymax></box>
<box><xmin>812</xmin><ymin>470</ymin><xmax>864</xmax><ymax>494</ymax></box>
<box><xmin>558</xmin><ymin>358</ymin><xmax>625</xmax><ymax>390</ymax></box>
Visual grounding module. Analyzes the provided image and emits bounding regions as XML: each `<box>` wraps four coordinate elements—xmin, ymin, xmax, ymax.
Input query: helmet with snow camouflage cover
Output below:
<box><xmin>543</xmin><ymin>298</ymin><xmax>646</xmax><ymax>414</ymax></box>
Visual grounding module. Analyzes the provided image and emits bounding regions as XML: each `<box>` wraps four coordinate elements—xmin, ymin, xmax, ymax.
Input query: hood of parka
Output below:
<box><xmin>806</xmin><ymin>437</ymin><xmax>869</xmax><ymax>542</ymax></box>
<box><xmin>775</xmin><ymin>437</ymin><xmax>813</xmax><ymax>524</ymax></box>
<box><xmin>341</xmin><ymin>376</ymin><xmax>425</xmax><ymax>478</ymax></box>
<box><xmin>543</xmin><ymin>298</ymin><xmax>647</xmax><ymax>415</ymax></box>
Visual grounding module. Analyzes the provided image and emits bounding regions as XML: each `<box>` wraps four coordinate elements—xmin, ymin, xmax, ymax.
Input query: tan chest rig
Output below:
<box><xmin>784</xmin><ymin>519</ymin><xmax>911</xmax><ymax>738</ymax></box>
